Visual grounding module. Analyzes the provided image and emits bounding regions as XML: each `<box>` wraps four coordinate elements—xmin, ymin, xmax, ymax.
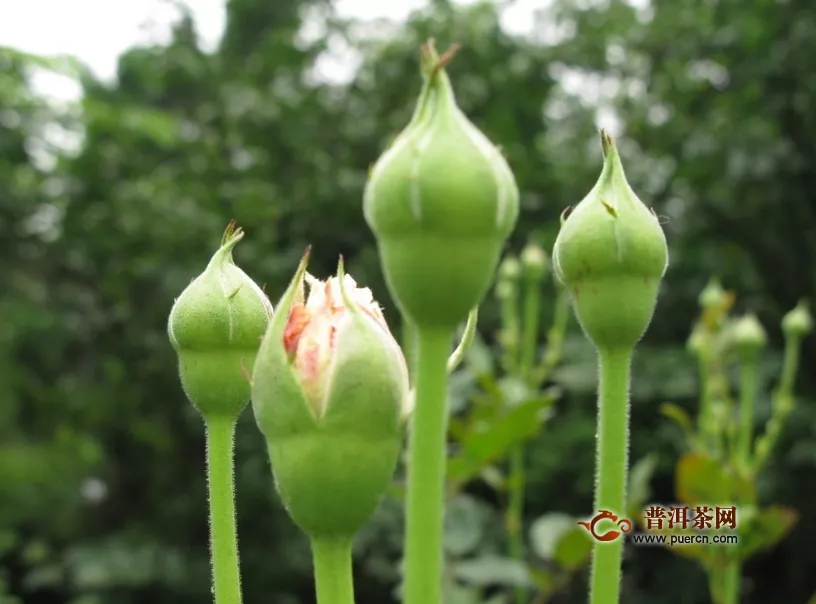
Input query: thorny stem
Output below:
<box><xmin>204</xmin><ymin>416</ymin><xmax>243</xmax><ymax>604</ymax></box>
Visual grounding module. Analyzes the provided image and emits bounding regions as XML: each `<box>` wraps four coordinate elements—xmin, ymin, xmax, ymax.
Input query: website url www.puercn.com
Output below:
<box><xmin>629</xmin><ymin>532</ymin><xmax>739</xmax><ymax>546</ymax></box>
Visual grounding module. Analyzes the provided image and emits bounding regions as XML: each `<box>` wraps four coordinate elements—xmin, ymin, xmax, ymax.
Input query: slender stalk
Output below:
<box><xmin>778</xmin><ymin>334</ymin><xmax>800</xmax><ymax>396</ymax></box>
<box><xmin>697</xmin><ymin>351</ymin><xmax>714</xmax><ymax>451</ymax></box>
<box><xmin>736</xmin><ymin>357</ymin><xmax>759</xmax><ymax>467</ymax></box>
<box><xmin>204</xmin><ymin>417</ymin><xmax>243</xmax><ymax>604</ymax></box>
<box><xmin>312</xmin><ymin>537</ymin><xmax>355</xmax><ymax>604</ymax></box>
<box><xmin>505</xmin><ymin>267</ymin><xmax>542</xmax><ymax>604</ymax></box>
<box><xmin>720</xmin><ymin>562</ymin><xmax>740</xmax><ymax>604</ymax></box>
<box><xmin>506</xmin><ymin>445</ymin><xmax>526</xmax><ymax>604</ymax></box>
<box><xmin>539</xmin><ymin>288</ymin><xmax>570</xmax><ymax>380</ymax></box>
<box><xmin>754</xmin><ymin>335</ymin><xmax>802</xmax><ymax>468</ymax></box>
<box><xmin>589</xmin><ymin>347</ymin><xmax>633</xmax><ymax>604</ymax></box>
<box><xmin>404</xmin><ymin>328</ymin><xmax>452</xmax><ymax>604</ymax></box>
<box><xmin>519</xmin><ymin>275</ymin><xmax>542</xmax><ymax>382</ymax></box>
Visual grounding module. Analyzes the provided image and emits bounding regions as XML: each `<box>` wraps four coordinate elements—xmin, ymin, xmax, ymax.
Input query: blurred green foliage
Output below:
<box><xmin>3</xmin><ymin>0</ymin><xmax>816</xmax><ymax>602</ymax></box>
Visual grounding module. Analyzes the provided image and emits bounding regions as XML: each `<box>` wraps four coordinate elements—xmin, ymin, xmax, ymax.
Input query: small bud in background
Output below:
<box><xmin>782</xmin><ymin>300</ymin><xmax>813</xmax><ymax>339</ymax></box>
<box><xmin>699</xmin><ymin>278</ymin><xmax>727</xmax><ymax>310</ymax></box>
<box><xmin>552</xmin><ymin>130</ymin><xmax>668</xmax><ymax>351</ymax></box>
<box><xmin>732</xmin><ymin>313</ymin><xmax>767</xmax><ymax>359</ymax></box>
<box><xmin>363</xmin><ymin>40</ymin><xmax>519</xmax><ymax>330</ymax></box>
<box><xmin>168</xmin><ymin>223</ymin><xmax>273</xmax><ymax>419</ymax></box>
<box><xmin>251</xmin><ymin>251</ymin><xmax>410</xmax><ymax>539</ymax></box>
<box><xmin>520</xmin><ymin>241</ymin><xmax>549</xmax><ymax>281</ymax></box>
<box><xmin>498</xmin><ymin>256</ymin><xmax>522</xmax><ymax>284</ymax></box>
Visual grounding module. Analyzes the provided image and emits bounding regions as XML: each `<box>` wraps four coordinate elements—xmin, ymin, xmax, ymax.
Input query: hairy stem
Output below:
<box><xmin>589</xmin><ymin>347</ymin><xmax>633</xmax><ymax>604</ymax></box>
<box><xmin>312</xmin><ymin>537</ymin><xmax>355</xmax><ymax>604</ymax></box>
<box><xmin>204</xmin><ymin>417</ymin><xmax>243</xmax><ymax>604</ymax></box>
<box><xmin>404</xmin><ymin>328</ymin><xmax>452</xmax><ymax>604</ymax></box>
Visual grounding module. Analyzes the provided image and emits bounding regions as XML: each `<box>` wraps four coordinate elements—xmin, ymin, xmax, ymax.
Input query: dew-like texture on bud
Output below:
<box><xmin>168</xmin><ymin>226</ymin><xmax>273</xmax><ymax>419</ymax></box>
<box><xmin>552</xmin><ymin>131</ymin><xmax>668</xmax><ymax>350</ymax></box>
<box><xmin>363</xmin><ymin>41</ymin><xmax>519</xmax><ymax>330</ymax></box>
<box><xmin>782</xmin><ymin>300</ymin><xmax>813</xmax><ymax>338</ymax></box>
<box><xmin>252</xmin><ymin>253</ymin><xmax>410</xmax><ymax>539</ymax></box>
<box><xmin>732</xmin><ymin>314</ymin><xmax>767</xmax><ymax>357</ymax></box>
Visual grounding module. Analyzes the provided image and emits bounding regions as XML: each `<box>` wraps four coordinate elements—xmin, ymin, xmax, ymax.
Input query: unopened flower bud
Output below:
<box><xmin>168</xmin><ymin>223</ymin><xmax>273</xmax><ymax>419</ymax></box>
<box><xmin>363</xmin><ymin>40</ymin><xmax>519</xmax><ymax>330</ymax></box>
<box><xmin>498</xmin><ymin>256</ymin><xmax>522</xmax><ymax>283</ymax></box>
<box><xmin>251</xmin><ymin>251</ymin><xmax>410</xmax><ymax>539</ymax></box>
<box><xmin>520</xmin><ymin>242</ymin><xmax>549</xmax><ymax>281</ymax></box>
<box><xmin>732</xmin><ymin>313</ymin><xmax>767</xmax><ymax>358</ymax></box>
<box><xmin>782</xmin><ymin>300</ymin><xmax>813</xmax><ymax>339</ymax></box>
<box><xmin>552</xmin><ymin>131</ymin><xmax>668</xmax><ymax>350</ymax></box>
<box><xmin>699</xmin><ymin>278</ymin><xmax>727</xmax><ymax>310</ymax></box>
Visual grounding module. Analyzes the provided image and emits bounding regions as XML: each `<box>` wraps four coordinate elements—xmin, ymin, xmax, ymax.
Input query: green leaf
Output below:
<box><xmin>452</xmin><ymin>555</ymin><xmax>531</xmax><ymax>588</ymax></box>
<box><xmin>660</xmin><ymin>402</ymin><xmax>695</xmax><ymax>436</ymax></box>
<box><xmin>465</xmin><ymin>332</ymin><xmax>495</xmax><ymax>378</ymax></box>
<box><xmin>627</xmin><ymin>454</ymin><xmax>659</xmax><ymax>517</ymax></box>
<box><xmin>675</xmin><ymin>453</ymin><xmax>755</xmax><ymax>506</ymax></box>
<box><xmin>444</xmin><ymin>495</ymin><xmax>487</xmax><ymax>557</ymax></box>
<box><xmin>448</xmin><ymin>395</ymin><xmax>555</xmax><ymax>484</ymax></box>
<box><xmin>553</xmin><ymin>526</ymin><xmax>593</xmax><ymax>570</ymax></box>
<box><xmin>442</xmin><ymin>582</ymin><xmax>482</xmax><ymax>604</ymax></box>
<box><xmin>528</xmin><ymin>568</ymin><xmax>557</xmax><ymax>597</ymax></box>
<box><xmin>735</xmin><ymin>506</ymin><xmax>798</xmax><ymax>560</ymax></box>
<box><xmin>529</xmin><ymin>513</ymin><xmax>574</xmax><ymax>559</ymax></box>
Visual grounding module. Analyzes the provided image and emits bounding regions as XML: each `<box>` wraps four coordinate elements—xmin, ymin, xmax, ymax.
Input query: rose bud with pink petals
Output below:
<box><xmin>251</xmin><ymin>251</ymin><xmax>410</xmax><ymax>539</ymax></box>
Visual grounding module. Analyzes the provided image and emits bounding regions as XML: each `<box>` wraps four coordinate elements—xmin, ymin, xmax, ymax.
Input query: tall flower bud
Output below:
<box><xmin>552</xmin><ymin>131</ymin><xmax>668</xmax><ymax>351</ymax></box>
<box><xmin>732</xmin><ymin>313</ymin><xmax>767</xmax><ymax>360</ymax></box>
<box><xmin>168</xmin><ymin>223</ymin><xmax>273</xmax><ymax>419</ymax></box>
<box><xmin>782</xmin><ymin>300</ymin><xmax>813</xmax><ymax>339</ymax></box>
<box><xmin>363</xmin><ymin>40</ymin><xmax>519</xmax><ymax>330</ymax></box>
<box><xmin>251</xmin><ymin>251</ymin><xmax>410</xmax><ymax>539</ymax></box>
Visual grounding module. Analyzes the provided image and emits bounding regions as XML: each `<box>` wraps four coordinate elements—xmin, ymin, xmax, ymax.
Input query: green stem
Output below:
<box><xmin>520</xmin><ymin>278</ymin><xmax>542</xmax><ymax>383</ymax></box>
<box><xmin>204</xmin><ymin>417</ymin><xmax>243</xmax><ymax>604</ymax></box>
<box><xmin>506</xmin><ymin>445</ymin><xmax>526</xmax><ymax>604</ymax></box>
<box><xmin>498</xmin><ymin>284</ymin><xmax>521</xmax><ymax>374</ymax></box>
<box><xmin>754</xmin><ymin>334</ymin><xmax>802</xmax><ymax>468</ymax></box>
<box><xmin>540</xmin><ymin>288</ymin><xmax>570</xmax><ymax>380</ymax></box>
<box><xmin>589</xmin><ymin>347</ymin><xmax>633</xmax><ymax>604</ymax></box>
<box><xmin>736</xmin><ymin>357</ymin><xmax>759</xmax><ymax>467</ymax></box>
<box><xmin>404</xmin><ymin>328</ymin><xmax>452</xmax><ymax>604</ymax></box>
<box><xmin>504</xmin><ymin>271</ymin><xmax>542</xmax><ymax>604</ymax></box>
<box><xmin>778</xmin><ymin>334</ymin><xmax>800</xmax><ymax>396</ymax></box>
<box><xmin>312</xmin><ymin>536</ymin><xmax>355</xmax><ymax>604</ymax></box>
<box><xmin>697</xmin><ymin>351</ymin><xmax>714</xmax><ymax>451</ymax></box>
<box><xmin>721</xmin><ymin>561</ymin><xmax>740</xmax><ymax>604</ymax></box>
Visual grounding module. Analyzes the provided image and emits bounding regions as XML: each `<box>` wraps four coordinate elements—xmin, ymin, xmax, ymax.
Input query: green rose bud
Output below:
<box><xmin>732</xmin><ymin>313</ymin><xmax>767</xmax><ymax>358</ymax></box>
<box><xmin>168</xmin><ymin>223</ymin><xmax>273</xmax><ymax>419</ymax></box>
<box><xmin>363</xmin><ymin>40</ymin><xmax>519</xmax><ymax>330</ymax></box>
<box><xmin>251</xmin><ymin>251</ymin><xmax>410</xmax><ymax>539</ymax></box>
<box><xmin>699</xmin><ymin>278</ymin><xmax>727</xmax><ymax>310</ymax></box>
<box><xmin>552</xmin><ymin>131</ymin><xmax>669</xmax><ymax>351</ymax></box>
<box><xmin>782</xmin><ymin>300</ymin><xmax>813</xmax><ymax>339</ymax></box>
<box><xmin>498</xmin><ymin>256</ymin><xmax>522</xmax><ymax>283</ymax></box>
<box><xmin>520</xmin><ymin>241</ymin><xmax>549</xmax><ymax>282</ymax></box>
